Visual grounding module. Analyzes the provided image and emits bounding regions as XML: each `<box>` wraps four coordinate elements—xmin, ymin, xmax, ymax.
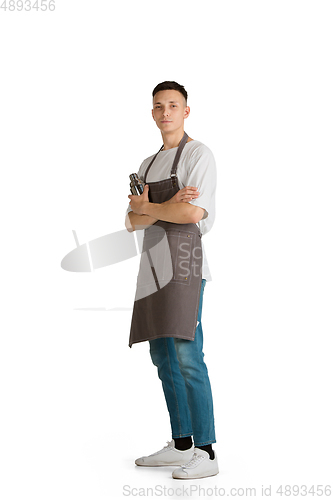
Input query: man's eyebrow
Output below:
<box><xmin>154</xmin><ymin>100</ymin><xmax>179</xmax><ymax>104</ymax></box>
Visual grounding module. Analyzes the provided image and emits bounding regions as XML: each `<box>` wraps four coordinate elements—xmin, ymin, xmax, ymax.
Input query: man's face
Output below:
<box><xmin>152</xmin><ymin>89</ymin><xmax>190</xmax><ymax>133</ymax></box>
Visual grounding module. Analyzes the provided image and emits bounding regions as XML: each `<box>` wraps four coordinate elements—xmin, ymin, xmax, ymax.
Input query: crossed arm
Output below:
<box><xmin>125</xmin><ymin>185</ymin><xmax>205</xmax><ymax>232</ymax></box>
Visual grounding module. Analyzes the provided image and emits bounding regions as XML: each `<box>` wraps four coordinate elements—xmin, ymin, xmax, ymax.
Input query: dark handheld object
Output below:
<box><xmin>130</xmin><ymin>173</ymin><xmax>145</xmax><ymax>195</ymax></box>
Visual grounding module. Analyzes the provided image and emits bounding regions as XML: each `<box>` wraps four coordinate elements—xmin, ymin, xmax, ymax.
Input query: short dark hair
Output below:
<box><xmin>152</xmin><ymin>81</ymin><xmax>188</xmax><ymax>105</ymax></box>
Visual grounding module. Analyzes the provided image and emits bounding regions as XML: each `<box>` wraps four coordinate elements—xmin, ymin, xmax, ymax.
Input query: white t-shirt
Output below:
<box><xmin>126</xmin><ymin>139</ymin><xmax>217</xmax><ymax>281</ymax></box>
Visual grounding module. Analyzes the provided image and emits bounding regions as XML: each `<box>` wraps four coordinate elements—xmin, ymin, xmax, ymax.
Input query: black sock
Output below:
<box><xmin>174</xmin><ymin>436</ymin><xmax>193</xmax><ymax>451</ymax></box>
<box><xmin>196</xmin><ymin>444</ymin><xmax>215</xmax><ymax>460</ymax></box>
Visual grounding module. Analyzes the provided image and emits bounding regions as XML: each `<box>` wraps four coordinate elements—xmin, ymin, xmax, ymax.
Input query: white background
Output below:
<box><xmin>1</xmin><ymin>1</ymin><xmax>332</xmax><ymax>498</ymax></box>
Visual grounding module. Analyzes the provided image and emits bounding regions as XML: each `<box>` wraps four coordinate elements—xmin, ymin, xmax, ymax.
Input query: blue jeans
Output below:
<box><xmin>149</xmin><ymin>279</ymin><xmax>216</xmax><ymax>446</ymax></box>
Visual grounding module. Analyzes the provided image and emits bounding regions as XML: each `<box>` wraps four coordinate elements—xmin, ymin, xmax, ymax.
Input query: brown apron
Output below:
<box><xmin>128</xmin><ymin>132</ymin><xmax>203</xmax><ymax>347</ymax></box>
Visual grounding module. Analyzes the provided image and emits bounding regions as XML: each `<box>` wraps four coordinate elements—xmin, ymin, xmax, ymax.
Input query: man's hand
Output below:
<box><xmin>165</xmin><ymin>186</ymin><xmax>200</xmax><ymax>204</ymax></box>
<box><xmin>128</xmin><ymin>184</ymin><xmax>150</xmax><ymax>215</ymax></box>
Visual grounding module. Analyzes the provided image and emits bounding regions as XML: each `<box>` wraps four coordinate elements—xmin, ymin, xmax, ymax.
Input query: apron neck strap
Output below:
<box><xmin>170</xmin><ymin>131</ymin><xmax>188</xmax><ymax>177</ymax></box>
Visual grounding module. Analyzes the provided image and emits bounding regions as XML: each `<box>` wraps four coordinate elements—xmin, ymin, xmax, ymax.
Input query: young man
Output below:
<box><xmin>125</xmin><ymin>81</ymin><xmax>218</xmax><ymax>479</ymax></box>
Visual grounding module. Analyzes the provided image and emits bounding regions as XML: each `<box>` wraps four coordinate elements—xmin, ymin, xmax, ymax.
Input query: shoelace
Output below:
<box><xmin>151</xmin><ymin>440</ymin><xmax>173</xmax><ymax>456</ymax></box>
<box><xmin>181</xmin><ymin>452</ymin><xmax>205</xmax><ymax>469</ymax></box>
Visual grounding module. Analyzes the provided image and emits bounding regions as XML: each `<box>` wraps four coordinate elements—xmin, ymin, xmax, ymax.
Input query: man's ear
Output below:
<box><xmin>184</xmin><ymin>106</ymin><xmax>190</xmax><ymax>119</ymax></box>
<box><xmin>151</xmin><ymin>109</ymin><xmax>156</xmax><ymax>121</ymax></box>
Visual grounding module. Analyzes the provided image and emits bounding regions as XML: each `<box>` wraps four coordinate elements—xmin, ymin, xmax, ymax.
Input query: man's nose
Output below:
<box><xmin>162</xmin><ymin>108</ymin><xmax>170</xmax><ymax>117</ymax></box>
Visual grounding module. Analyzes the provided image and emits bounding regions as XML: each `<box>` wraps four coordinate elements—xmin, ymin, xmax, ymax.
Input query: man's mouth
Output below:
<box><xmin>161</xmin><ymin>120</ymin><xmax>172</xmax><ymax>123</ymax></box>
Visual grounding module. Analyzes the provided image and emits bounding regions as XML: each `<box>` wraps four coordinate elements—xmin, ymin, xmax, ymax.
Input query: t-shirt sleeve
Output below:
<box><xmin>185</xmin><ymin>145</ymin><xmax>217</xmax><ymax>221</ymax></box>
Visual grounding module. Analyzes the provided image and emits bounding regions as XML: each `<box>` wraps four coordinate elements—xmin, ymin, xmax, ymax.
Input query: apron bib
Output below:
<box><xmin>129</xmin><ymin>132</ymin><xmax>203</xmax><ymax>347</ymax></box>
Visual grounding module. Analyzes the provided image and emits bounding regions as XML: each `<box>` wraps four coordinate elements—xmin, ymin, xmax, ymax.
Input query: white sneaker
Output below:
<box><xmin>172</xmin><ymin>448</ymin><xmax>219</xmax><ymax>479</ymax></box>
<box><xmin>135</xmin><ymin>439</ymin><xmax>194</xmax><ymax>467</ymax></box>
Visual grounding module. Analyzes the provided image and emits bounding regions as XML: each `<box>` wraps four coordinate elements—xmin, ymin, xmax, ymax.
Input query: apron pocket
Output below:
<box><xmin>166</xmin><ymin>229</ymin><xmax>199</xmax><ymax>286</ymax></box>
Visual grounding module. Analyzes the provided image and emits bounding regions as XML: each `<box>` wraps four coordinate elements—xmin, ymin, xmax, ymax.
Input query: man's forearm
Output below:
<box><xmin>125</xmin><ymin>211</ymin><xmax>158</xmax><ymax>232</ymax></box>
<box><xmin>125</xmin><ymin>201</ymin><xmax>203</xmax><ymax>232</ymax></box>
<box><xmin>125</xmin><ymin>200</ymin><xmax>172</xmax><ymax>232</ymax></box>
<box><xmin>142</xmin><ymin>201</ymin><xmax>201</xmax><ymax>224</ymax></box>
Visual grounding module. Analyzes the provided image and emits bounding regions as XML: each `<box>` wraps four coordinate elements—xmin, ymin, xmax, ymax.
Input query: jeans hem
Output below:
<box><xmin>194</xmin><ymin>439</ymin><xmax>216</xmax><ymax>446</ymax></box>
<box><xmin>172</xmin><ymin>432</ymin><xmax>193</xmax><ymax>439</ymax></box>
